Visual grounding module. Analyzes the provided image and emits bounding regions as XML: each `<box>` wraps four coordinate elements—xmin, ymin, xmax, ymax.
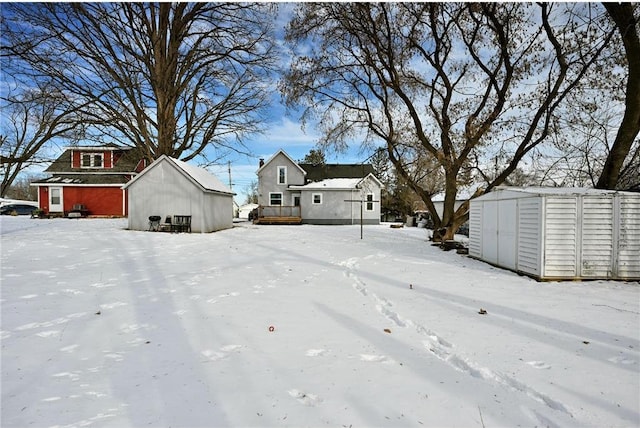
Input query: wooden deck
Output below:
<box><xmin>254</xmin><ymin>216</ymin><xmax>302</xmax><ymax>225</ymax></box>
<box><xmin>253</xmin><ymin>205</ymin><xmax>302</xmax><ymax>225</ymax></box>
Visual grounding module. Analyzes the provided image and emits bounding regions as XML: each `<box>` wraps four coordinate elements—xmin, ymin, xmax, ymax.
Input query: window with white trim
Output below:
<box><xmin>81</xmin><ymin>153</ymin><xmax>104</xmax><ymax>168</ymax></box>
<box><xmin>270</xmin><ymin>192</ymin><xmax>283</xmax><ymax>205</ymax></box>
<box><xmin>312</xmin><ymin>193</ymin><xmax>322</xmax><ymax>204</ymax></box>
<box><xmin>277</xmin><ymin>166</ymin><xmax>287</xmax><ymax>185</ymax></box>
<box><xmin>366</xmin><ymin>193</ymin><xmax>374</xmax><ymax>211</ymax></box>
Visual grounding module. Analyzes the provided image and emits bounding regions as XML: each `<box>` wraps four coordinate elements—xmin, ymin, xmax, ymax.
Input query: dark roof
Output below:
<box><xmin>299</xmin><ymin>163</ymin><xmax>375</xmax><ymax>182</ymax></box>
<box><xmin>44</xmin><ymin>146</ymin><xmax>141</xmax><ymax>174</ymax></box>
<box><xmin>32</xmin><ymin>174</ymin><xmax>131</xmax><ymax>186</ymax></box>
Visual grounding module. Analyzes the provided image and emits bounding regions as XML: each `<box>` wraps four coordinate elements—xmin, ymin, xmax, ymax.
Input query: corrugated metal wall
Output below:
<box><xmin>516</xmin><ymin>198</ymin><xmax>541</xmax><ymax>277</ymax></box>
<box><xmin>617</xmin><ymin>195</ymin><xmax>640</xmax><ymax>278</ymax></box>
<box><xmin>581</xmin><ymin>196</ymin><xmax>614</xmax><ymax>278</ymax></box>
<box><xmin>543</xmin><ymin>197</ymin><xmax>579</xmax><ymax>278</ymax></box>
<box><xmin>468</xmin><ymin>202</ymin><xmax>482</xmax><ymax>258</ymax></box>
<box><xmin>470</xmin><ymin>188</ymin><xmax>639</xmax><ymax>281</ymax></box>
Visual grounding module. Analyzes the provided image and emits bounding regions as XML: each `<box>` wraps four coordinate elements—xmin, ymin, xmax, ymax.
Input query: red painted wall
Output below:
<box><xmin>62</xmin><ymin>187</ymin><xmax>126</xmax><ymax>216</ymax></box>
<box><xmin>37</xmin><ymin>186</ymin><xmax>127</xmax><ymax>216</ymax></box>
<box><xmin>72</xmin><ymin>151</ymin><xmax>80</xmax><ymax>168</ymax></box>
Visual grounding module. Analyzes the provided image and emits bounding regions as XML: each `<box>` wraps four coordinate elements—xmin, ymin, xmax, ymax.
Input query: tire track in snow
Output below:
<box><xmin>337</xmin><ymin>256</ymin><xmax>573</xmax><ymax>418</ymax></box>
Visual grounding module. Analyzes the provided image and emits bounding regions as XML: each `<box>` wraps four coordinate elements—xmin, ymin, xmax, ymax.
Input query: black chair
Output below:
<box><xmin>172</xmin><ymin>215</ymin><xmax>192</xmax><ymax>233</ymax></box>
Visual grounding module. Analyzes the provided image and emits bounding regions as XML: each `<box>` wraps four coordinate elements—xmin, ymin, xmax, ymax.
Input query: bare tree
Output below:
<box><xmin>283</xmin><ymin>3</ymin><xmax>616</xmax><ymax>240</ymax></box>
<box><xmin>2</xmin><ymin>3</ymin><xmax>277</xmax><ymax>163</ymax></box>
<box><xmin>0</xmin><ymin>85</ymin><xmax>81</xmax><ymax>197</ymax></box>
<box><xmin>244</xmin><ymin>180</ymin><xmax>259</xmax><ymax>205</ymax></box>
<box><xmin>596</xmin><ymin>3</ymin><xmax>640</xmax><ymax>189</ymax></box>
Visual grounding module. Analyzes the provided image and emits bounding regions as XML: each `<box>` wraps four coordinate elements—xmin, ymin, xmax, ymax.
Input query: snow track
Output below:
<box><xmin>338</xmin><ymin>255</ymin><xmax>574</xmax><ymax>419</ymax></box>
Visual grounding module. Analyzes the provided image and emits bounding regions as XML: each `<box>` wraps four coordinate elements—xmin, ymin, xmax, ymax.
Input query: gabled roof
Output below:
<box><xmin>123</xmin><ymin>155</ymin><xmax>234</xmax><ymax>195</ymax></box>
<box><xmin>256</xmin><ymin>149</ymin><xmax>307</xmax><ymax>176</ymax></box>
<box><xmin>299</xmin><ymin>163</ymin><xmax>375</xmax><ymax>182</ymax></box>
<box><xmin>44</xmin><ymin>145</ymin><xmax>141</xmax><ymax>174</ymax></box>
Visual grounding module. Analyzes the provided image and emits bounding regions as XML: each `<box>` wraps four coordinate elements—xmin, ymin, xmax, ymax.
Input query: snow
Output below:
<box><xmin>1</xmin><ymin>216</ymin><xmax>638</xmax><ymax>428</ymax></box>
<box><xmin>290</xmin><ymin>178</ymin><xmax>361</xmax><ymax>190</ymax></box>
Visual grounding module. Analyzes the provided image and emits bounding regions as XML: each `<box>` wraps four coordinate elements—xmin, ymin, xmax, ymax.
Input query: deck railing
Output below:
<box><xmin>258</xmin><ymin>205</ymin><xmax>301</xmax><ymax>218</ymax></box>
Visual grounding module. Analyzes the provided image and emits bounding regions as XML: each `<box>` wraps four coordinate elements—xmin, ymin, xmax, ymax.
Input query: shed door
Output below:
<box><xmin>49</xmin><ymin>187</ymin><xmax>63</xmax><ymax>212</ymax></box>
<box><xmin>482</xmin><ymin>200</ymin><xmax>499</xmax><ymax>264</ymax></box>
<box><xmin>498</xmin><ymin>199</ymin><xmax>517</xmax><ymax>270</ymax></box>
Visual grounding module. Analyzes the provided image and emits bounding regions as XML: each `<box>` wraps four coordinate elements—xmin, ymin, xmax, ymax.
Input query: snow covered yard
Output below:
<box><xmin>1</xmin><ymin>216</ymin><xmax>638</xmax><ymax>428</ymax></box>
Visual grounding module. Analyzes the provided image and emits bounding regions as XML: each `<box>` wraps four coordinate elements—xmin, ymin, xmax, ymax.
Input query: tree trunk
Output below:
<box><xmin>597</xmin><ymin>3</ymin><xmax>640</xmax><ymax>189</ymax></box>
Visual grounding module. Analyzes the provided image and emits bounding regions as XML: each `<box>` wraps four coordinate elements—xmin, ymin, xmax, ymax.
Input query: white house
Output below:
<box><xmin>289</xmin><ymin>176</ymin><xmax>382</xmax><ymax>225</ymax></box>
<box><xmin>469</xmin><ymin>186</ymin><xmax>640</xmax><ymax>281</ymax></box>
<box><xmin>255</xmin><ymin>149</ymin><xmax>381</xmax><ymax>225</ymax></box>
<box><xmin>123</xmin><ymin>155</ymin><xmax>235</xmax><ymax>233</ymax></box>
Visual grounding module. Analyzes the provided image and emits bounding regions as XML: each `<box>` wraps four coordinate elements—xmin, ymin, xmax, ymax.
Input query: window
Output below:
<box><xmin>81</xmin><ymin>153</ymin><xmax>104</xmax><ymax>168</ymax></box>
<box><xmin>277</xmin><ymin>166</ymin><xmax>287</xmax><ymax>185</ymax></box>
<box><xmin>366</xmin><ymin>193</ymin><xmax>374</xmax><ymax>211</ymax></box>
<box><xmin>312</xmin><ymin>193</ymin><xmax>322</xmax><ymax>204</ymax></box>
<box><xmin>270</xmin><ymin>192</ymin><xmax>282</xmax><ymax>205</ymax></box>
<box><xmin>50</xmin><ymin>188</ymin><xmax>61</xmax><ymax>205</ymax></box>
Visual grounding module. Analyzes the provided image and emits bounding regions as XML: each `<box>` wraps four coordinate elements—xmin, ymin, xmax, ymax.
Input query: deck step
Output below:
<box><xmin>254</xmin><ymin>216</ymin><xmax>302</xmax><ymax>225</ymax></box>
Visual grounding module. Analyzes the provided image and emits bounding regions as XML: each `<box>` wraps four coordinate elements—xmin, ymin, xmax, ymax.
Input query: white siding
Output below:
<box><xmin>617</xmin><ymin>195</ymin><xmax>640</xmax><ymax>279</ymax></box>
<box><xmin>468</xmin><ymin>203</ymin><xmax>482</xmax><ymax>258</ymax></box>
<box><xmin>581</xmin><ymin>196</ymin><xmax>613</xmax><ymax>278</ymax></box>
<box><xmin>517</xmin><ymin>198</ymin><xmax>541</xmax><ymax>276</ymax></box>
<box><xmin>543</xmin><ymin>197</ymin><xmax>578</xmax><ymax>278</ymax></box>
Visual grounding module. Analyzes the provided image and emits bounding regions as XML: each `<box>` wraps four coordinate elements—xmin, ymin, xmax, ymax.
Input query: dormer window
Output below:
<box><xmin>81</xmin><ymin>153</ymin><xmax>104</xmax><ymax>168</ymax></box>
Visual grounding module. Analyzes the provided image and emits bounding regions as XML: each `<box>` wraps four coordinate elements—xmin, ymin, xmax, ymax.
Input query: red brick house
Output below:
<box><xmin>31</xmin><ymin>144</ymin><xmax>146</xmax><ymax>217</ymax></box>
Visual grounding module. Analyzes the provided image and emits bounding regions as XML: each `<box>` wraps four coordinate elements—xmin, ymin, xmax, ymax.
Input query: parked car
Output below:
<box><xmin>0</xmin><ymin>204</ymin><xmax>38</xmax><ymax>216</ymax></box>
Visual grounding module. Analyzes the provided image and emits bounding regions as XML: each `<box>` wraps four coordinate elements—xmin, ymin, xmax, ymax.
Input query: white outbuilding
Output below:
<box><xmin>469</xmin><ymin>187</ymin><xmax>640</xmax><ymax>281</ymax></box>
<box><xmin>123</xmin><ymin>155</ymin><xmax>235</xmax><ymax>233</ymax></box>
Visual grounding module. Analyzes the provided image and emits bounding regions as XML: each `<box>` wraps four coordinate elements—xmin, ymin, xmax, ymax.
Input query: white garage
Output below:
<box><xmin>123</xmin><ymin>155</ymin><xmax>235</xmax><ymax>233</ymax></box>
<box><xmin>469</xmin><ymin>187</ymin><xmax>640</xmax><ymax>281</ymax></box>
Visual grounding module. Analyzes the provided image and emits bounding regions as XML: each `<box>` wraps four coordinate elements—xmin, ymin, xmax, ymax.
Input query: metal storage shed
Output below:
<box><xmin>123</xmin><ymin>155</ymin><xmax>235</xmax><ymax>233</ymax></box>
<box><xmin>469</xmin><ymin>187</ymin><xmax>640</xmax><ymax>281</ymax></box>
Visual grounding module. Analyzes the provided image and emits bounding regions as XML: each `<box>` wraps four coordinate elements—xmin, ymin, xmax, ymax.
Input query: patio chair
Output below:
<box><xmin>172</xmin><ymin>215</ymin><xmax>192</xmax><ymax>233</ymax></box>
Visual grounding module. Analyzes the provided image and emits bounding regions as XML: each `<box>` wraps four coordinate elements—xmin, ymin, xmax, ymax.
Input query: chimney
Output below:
<box><xmin>259</xmin><ymin>158</ymin><xmax>264</xmax><ymax>167</ymax></box>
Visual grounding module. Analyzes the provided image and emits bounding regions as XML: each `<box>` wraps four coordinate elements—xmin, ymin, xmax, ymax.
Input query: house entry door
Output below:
<box><xmin>49</xmin><ymin>187</ymin><xmax>63</xmax><ymax>213</ymax></box>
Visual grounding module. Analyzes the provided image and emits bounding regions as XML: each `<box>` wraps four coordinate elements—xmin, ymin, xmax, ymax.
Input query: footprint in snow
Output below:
<box><xmin>201</xmin><ymin>350</ymin><xmax>226</xmax><ymax>361</ymax></box>
<box><xmin>36</xmin><ymin>330</ymin><xmax>60</xmax><ymax>338</ymax></box>
<box><xmin>360</xmin><ymin>354</ymin><xmax>394</xmax><ymax>364</ymax></box>
<box><xmin>201</xmin><ymin>345</ymin><xmax>242</xmax><ymax>362</ymax></box>
<box><xmin>526</xmin><ymin>361</ymin><xmax>552</xmax><ymax>370</ymax></box>
<box><xmin>305</xmin><ymin>349</ymin><xmax>327</xmax><ymax>357</ymax></box>
<box><xmin>288</xmin><ymin>389</ymin><xmax>322</xmax><ymax>406</ymax></box>
<box><xmin>607</xmin><ymin>355</ymin><xmax>636</xmax><ymax>365</ymax></box>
